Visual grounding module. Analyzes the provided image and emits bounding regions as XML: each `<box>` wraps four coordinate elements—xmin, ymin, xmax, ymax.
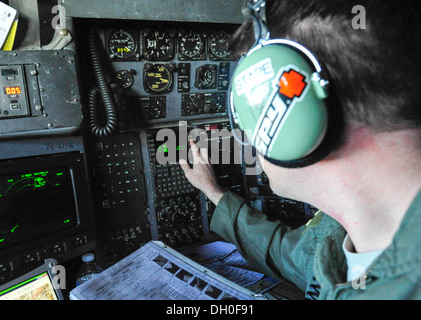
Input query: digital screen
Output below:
<box><xmin>153</xmin><ymin>127</ymin><xmax>189</xmax><ymax>165</ymax></box>
<box><xmin>1</xmin><ymin>68</ymin><xmax>18</xmax><ymax>76</ymax></box>
<box><xmin>4</xmin><ymin>86</ymin><xmax>21</xmax><ymax>95</ymax></box>
<box><xmin>155</xmin><ymin>136</ymin><xmax>188</xmax><ymax>164</ymax></box>
<box><xmin>0</xmin><ymin>167</ymin><xmax>78</xmax><ymax>250</ymax></box>
<box><xmin>155</xmin><ymin>140</ymin><xmax>187</xmax><ymax>165</ymax></box>
<box><xmin>0</xmin><ymin>272</ymin><xmax>58</xmax><ymax>300</ymax></box>
<box><xmin>156</xmin><ymin>143</ymin><xmax>187</xmax><ymax>154</ymax></box>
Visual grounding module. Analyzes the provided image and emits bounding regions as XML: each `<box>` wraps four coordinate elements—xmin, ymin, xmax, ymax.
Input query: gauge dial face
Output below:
<box><xmin>109</xmin><ymin>30</ymin><xmax>137</xmax><ymax>59</ymax></box>
<box><xmin>179</xmin><ymin>31</ymin><xmax>204</xmax><ymax>59</ymax></box>
<box><xmin>115</xmin><ymin>70</ymin><xmax>134</xmax><ymax>89</ymax></box>
<box><xmin>208</xmin><ymin>31</ymin><xmax>231</xmax><ymax>59</ymax></box>
<box><xmin>196</xmin><ymin>65</ymin><xmax>216</xmax><ymax>89</ymax></box>
<box><xmin>144</xmin><ymin>30</ymin><xmax>173</xmax><ymax>60</ymax></box>
<box><xmin>144</xmin><ymin>64</ymin><xmax>173</xmax><ymax>93</ymax></box>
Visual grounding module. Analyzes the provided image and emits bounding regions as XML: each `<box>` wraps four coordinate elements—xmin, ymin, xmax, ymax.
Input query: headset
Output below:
<box><xmin>229</xmin><ymin>0</ymin><xmax>343</xmax><ymax>168</ymax></box>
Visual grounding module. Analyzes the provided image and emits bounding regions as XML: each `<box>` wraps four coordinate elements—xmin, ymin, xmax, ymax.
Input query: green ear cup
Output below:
<box><xmin>231</xmin><ymin>41</ymin><xmax>329</xmax><ymax>161</ymax></box>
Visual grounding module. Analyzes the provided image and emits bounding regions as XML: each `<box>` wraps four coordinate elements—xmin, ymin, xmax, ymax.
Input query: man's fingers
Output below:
<box><xmin>190</xmin><ymin>139</ymin><xmax>199</xmax><ymax>154</ymax></box>
<box><xmin>200</xmin><ymin>148</ymin><xmax>210</xmax><ymax>164</ymax></box>
<box><xmin>189</xmin><ymin>140</ymin><xmax>201</xmax><ymax>164</ymax></box>
<box><xmin>188</xmin><ymin>139</ymin><xmax>211</xmax><ymax>165</ymax></box>
<box><xmin>179</xmin><ymin>158</ymin><xmax>191</xmax><ymax>174</ymax></box>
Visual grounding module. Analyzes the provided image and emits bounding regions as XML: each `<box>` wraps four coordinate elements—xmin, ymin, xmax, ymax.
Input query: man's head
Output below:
<box><xmin>230</xmin><ymin>0</ymin><xmax>421</xmax><ymax>202</ymax></box>
<box><xmin>232</xmin><ymin>0</ymin><xmax>421</xmax><ymax>132</ymax></box>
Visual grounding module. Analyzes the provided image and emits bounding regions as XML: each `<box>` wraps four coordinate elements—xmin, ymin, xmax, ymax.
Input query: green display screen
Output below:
<box><xmin>0</xmin><ymin>167</ymin><xmax>77</xmax><ymax>249</ymax></box>
<box><xmin>0</xmin><ymin>272</ymin><xmax>58</xmax><ymax>300</ymax></box>
<box><xmin>157</xmin><ymin>144</ymin><xmax>186</xmax><ymax>153</ymax></box>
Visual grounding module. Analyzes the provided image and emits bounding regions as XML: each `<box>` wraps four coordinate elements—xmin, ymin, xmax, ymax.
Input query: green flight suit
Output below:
<box><xmin>210</xmin><ymin>190</ymin><xmax>421</xmax><ymax>299</ymax></box>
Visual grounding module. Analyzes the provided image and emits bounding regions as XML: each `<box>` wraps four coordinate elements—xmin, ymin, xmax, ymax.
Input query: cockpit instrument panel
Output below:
<box><xmin>97</xmin><ymin>22</ymin><xmax>237</xmax><ymax>126</ymax></box>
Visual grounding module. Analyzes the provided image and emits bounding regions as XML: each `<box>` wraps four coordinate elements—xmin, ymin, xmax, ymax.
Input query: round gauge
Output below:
<box><xmin>144</xmin><ymin>30</ymin><xmax>174</xmax><ymax>60</ymax></box>
<box><xmin>114</xmin><ymin>69</ymin><xmax>135</xmax><ymax>89</ymax></box>
<box><xmin>108</xmin><ymin>30</ymin><xmax>137</xmax><ymax>59</ymax></box>
<box><xmin>196</xmin><ymin>65</ymin><xmax>216</xmax><ymax>89</ymax></box>
<box><xmin>144</xmin><ymin>64</ymin><xmax>173</xmax><ymax>94</ymax></box>
<box><xmin>208</xmin><ymin>31</ymin><xmax>231</xmax><ymax>60</ymax></box>
<box><xmin>179</xmin><ymin>30</ymin><xmax>204</xmax><ymax>59</ymax></box>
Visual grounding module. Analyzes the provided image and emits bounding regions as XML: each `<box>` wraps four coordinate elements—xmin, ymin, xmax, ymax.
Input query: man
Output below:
<box><xmin>180</xmin><ymin>0</ymin><xmax>421</xmax><ymax>299</ymax></box>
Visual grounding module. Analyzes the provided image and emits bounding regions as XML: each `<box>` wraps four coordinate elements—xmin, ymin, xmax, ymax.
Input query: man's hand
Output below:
<box><xmin>179</xmin><ymin>140</ymin><xmax>225</xmax><ymax>205</ymax></box>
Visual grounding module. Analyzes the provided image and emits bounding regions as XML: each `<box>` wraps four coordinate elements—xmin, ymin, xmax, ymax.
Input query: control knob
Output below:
<box><xmin>172</xmin><ymin>210</ymin><xmax>187</xmax><ymax>225</ymax></box>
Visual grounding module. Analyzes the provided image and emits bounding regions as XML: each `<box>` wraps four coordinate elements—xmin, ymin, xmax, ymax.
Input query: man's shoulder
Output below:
<box><xmin>301</xmin><ymin>210</ymin><xmax>343</xmax><ymax>238</ymax></box>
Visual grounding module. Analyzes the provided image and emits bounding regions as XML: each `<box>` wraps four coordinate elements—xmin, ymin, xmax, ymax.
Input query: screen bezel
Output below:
<box><xmin>0</xmin><ymin>258</ymin><xmax>64</xmax><ymax>300</ymax></box>
<box><xmin>0</xmin><ymin>151</ymin><xmax>93</xmax><ymax>260</ymax></box>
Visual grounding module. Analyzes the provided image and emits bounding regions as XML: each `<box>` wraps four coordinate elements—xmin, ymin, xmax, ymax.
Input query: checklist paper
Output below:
<box><xmin>0</xmin><ymin>2</ymin><xmax>17</xmax><ymax>49</ymax></box>
<box><xmin>69</xmin><ymin>241</ymin><xmax>264</xmax><ymax>300</ymax></box>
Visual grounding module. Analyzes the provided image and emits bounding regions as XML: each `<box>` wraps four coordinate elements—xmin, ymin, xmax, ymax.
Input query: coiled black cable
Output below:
<box><xmin>88</xmin><ymin>29</ymin><xmax>118</xmax><ymax>137</ymax></box>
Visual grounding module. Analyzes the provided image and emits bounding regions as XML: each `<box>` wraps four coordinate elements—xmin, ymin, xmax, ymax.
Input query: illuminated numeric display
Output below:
<box><xmin>157</xmin><ymin>144</ymin><xmax>186</xmax><ymax>153</ymax></box>
<box><xmin>4</xmin><ymin>86</ymin><xmax>22</xmax><ymax>95</ymax></box>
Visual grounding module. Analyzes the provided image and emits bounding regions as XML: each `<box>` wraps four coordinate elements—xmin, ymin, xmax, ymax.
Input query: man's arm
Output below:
<box><xmin>179</xmin><ymin>140</ymin><xmax>225</xmax><ymax>205</ymax></box>
<box><xmin>179</xmin><ymin>140</ymin><xmax>317</xmax><ymax>291</ymax></box>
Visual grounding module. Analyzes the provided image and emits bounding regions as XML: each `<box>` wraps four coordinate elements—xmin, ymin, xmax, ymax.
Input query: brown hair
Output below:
<box><xmin>231</xmin><ymin>0</ymin><xmax>421</xmax><ymax>132</ymax></box>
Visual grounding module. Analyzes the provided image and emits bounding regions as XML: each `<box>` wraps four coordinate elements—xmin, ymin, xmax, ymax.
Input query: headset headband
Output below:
<box><xmin>244</xmin><ymin>0</ymin><xmax>270</xmax><ymax>45</ymax></box>
<box><xmin>228</xmin><ymin>0</ymin><xmax>270</xmax><ymax>141</ymax></box>
<box><xmin>228</xmin><ymin>0</ymin><xmax>340</xmax><ymax>168</ymax></box>
<box><xmin>229</xmin><ymin>0</ymin><xmax>329</xmax><ymax>137</ymax></box>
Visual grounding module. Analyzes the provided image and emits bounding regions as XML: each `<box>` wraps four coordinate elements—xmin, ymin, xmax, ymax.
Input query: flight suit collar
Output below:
<box><xmin>312</xmin><ymin>187</ymin><xmax>421</xmax><ymax>299</ymax></box>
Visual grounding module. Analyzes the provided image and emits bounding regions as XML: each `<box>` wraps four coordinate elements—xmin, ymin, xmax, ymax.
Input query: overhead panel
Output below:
<box><xmin>59</xmin><ymin>0</ymin><xmax>245</xmax><ymax>24</ymax></box>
